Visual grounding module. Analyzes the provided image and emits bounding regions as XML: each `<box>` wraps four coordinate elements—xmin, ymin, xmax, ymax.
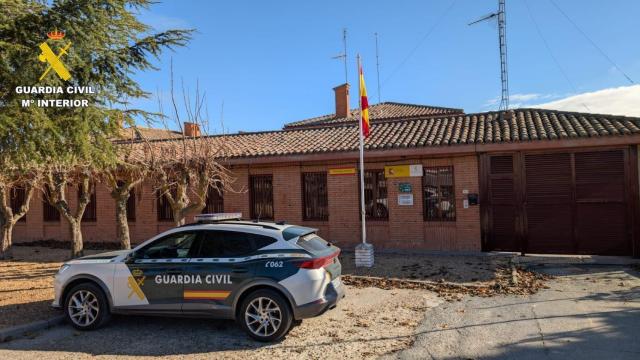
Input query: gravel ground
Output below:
<box><xmin>340</xmin><ymin>251</ymin><xmax>510</xmax><ymax>284</ymax></box>
<box><xmin>0</xmin><ymin>247</ymin><xmax>100</xmax><ymax>329</ymax></box>
<box><xmin>0</xmin><ymin>286</ymin><xmax>441</xmax><ymax>359</ymax></box>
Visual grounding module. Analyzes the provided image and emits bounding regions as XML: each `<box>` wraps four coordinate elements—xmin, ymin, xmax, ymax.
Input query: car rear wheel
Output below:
<box><xmin>239</xmin><ymin>289</ymin><xmax>292</xmax><ymax>342</ymax></box>
<box><xmin>65</xmin><ymin>282</ymin><xmax>111</xmax><ymax>330</ymax></box>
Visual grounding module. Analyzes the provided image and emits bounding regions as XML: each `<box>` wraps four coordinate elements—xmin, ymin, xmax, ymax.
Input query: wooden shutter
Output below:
<box><xmin>42</xmin><ymin>186</ymin><xmax>60</xmax><ymax>222</ymax></box>
<box><xmin>302</xmin><ymin>172</ymin><xmax>328</xmax><ymax>220</ymax></box>
<box><xmin>486</xmin><ymin>155</ymin><xmax>518</xmax><ymax>251</ymax></box>
<box><xmin>204</xmin><ymin>186</ymin><xmax>224</xmax><ymax>214</ymax></box>
<box><xmin>10</xmin><ymin>188</ymin><xmax>26</xmax><ymax>222</ymax></box>
<box><xmin>574</xmin><ymin>150</ymin><xmax>629</xmax><ymax>255</ymax></box>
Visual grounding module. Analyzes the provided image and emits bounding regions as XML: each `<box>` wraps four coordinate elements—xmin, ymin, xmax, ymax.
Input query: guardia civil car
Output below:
<box><xmin>52</xmin><ymin>213</ymin><xmax>344</xmax><ymax>342</ymax></box>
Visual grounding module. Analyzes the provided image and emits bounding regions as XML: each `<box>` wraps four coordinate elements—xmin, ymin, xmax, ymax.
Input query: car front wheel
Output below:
<box><xmin>64</xmin><ymin>282</ymin><xmax>111</xmax><ymax>330</ymax></box>
<box><xmin>239</xmin><ymin>289</ymin><xmax>293</xmax><ymax>342</ymax></box>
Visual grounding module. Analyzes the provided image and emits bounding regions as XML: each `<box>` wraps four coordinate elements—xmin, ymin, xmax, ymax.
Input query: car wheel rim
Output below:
<box><xmin>245</xmin><ymin>296</ymin><xmax>282</xmax><ymax>337</ymax></box>
<box><xmin>68</xmin><ymin>290</ymin><xmax>99</xmax><ymax>327</ymax></box>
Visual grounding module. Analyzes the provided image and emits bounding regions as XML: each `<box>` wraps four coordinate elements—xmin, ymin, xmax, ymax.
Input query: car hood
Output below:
<box><xmin>77</xmin><ymin>250</ymin><xmax>132</xmax><ymax>260</ymax></box>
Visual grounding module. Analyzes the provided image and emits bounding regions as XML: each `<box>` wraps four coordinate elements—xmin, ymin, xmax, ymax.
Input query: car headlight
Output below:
<box><xmin>58</xmin><ymin>264</ymin><xmax>70</xmax><ymax>274</ymax></box>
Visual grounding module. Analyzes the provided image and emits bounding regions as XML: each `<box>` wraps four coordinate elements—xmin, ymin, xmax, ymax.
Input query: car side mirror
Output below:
<box><xmin>125</xmin><ymin>251</ymin><xmax>138</xmax><ymax>263</ymax></box>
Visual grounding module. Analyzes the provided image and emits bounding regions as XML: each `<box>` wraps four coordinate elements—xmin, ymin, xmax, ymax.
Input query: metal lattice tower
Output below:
<box><xmin>497</xmin><ymin>0</ymin><xmax>509</xmax><ymax>110</ymax></box>
<box><xmin>470</xmin><ymin>0</ymin><xmax>509</xmax><ymax>110</ymax></box>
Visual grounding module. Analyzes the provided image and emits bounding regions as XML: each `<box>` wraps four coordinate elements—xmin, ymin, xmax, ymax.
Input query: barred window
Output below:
<box><xmin>203</xmin><ymin>186</ymin><xmax>224</xmax><ymax>214</ymax></box>
<box><xmin>10</xmin><ymin>188</ymin><xmax>26</xmax><ymax>222</ymax></box>
<box><xmin>363</xmin><ymin>170</ymin><xmax>388</xmax><ymax>220</ymax></box>
<box><xmin>157</xmin><ymin>190</ymin><xmax>174</xmax><ymax>221</ymax></box>
<box><xmin>302</xmin><ymin>172</ymin><xmax>328</xmax><ymax>221</ymax></box>
<box><xmin>80</xmin><ymin>185</ymin><xmax>97</xmax><ymax>222</ymax></box>
<box><xmin>249</xmin><ymin>175</ymin><xmax>274</xmax><ymax>220</ymax></box>
<box><xmin>423</xmin><ymin>166</ymin><xmax>456</xmax><ymax>221</ymax></box>
<box><xmin>43</xmin><ymin>186</ymin><xmax>60</xmax><ymax>222</ymax></box>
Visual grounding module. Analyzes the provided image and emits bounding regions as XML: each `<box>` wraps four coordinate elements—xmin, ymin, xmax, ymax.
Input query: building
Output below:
<box><xmin>12</xmin><ymin>84</ymin><xmax>640</xmax><ymax>256</ymax></box>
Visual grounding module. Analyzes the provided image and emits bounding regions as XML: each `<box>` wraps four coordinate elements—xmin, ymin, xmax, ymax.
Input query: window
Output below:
<box><xmin>198</xmin><ymin>231</ymin><xmax>276</xmax><ymax>258</ymax></box>
<box><xmin>157</xmin><ymin>190</ymin><xmax>174</xmax><ymax>221</ymax></box>
<box><xmin>302</xmin><ymin>172</ymin><xmax>328</xmax><ymax>221</ymax></box>
<box><xmin>136</xmin><ymin>231</ymin><xmax>199</xmax><ymax>259</ymax></box>
<box><xmin>203</xmin><ymin>186</ymin><xmax>224</xmax><ymax>214</ymax></box>
<box><xmin>249</xmin><ymin>175</ymin><xmax>273</xmax><ymax>220</ymax></box>
<box><xmin>423</xmin><ymin>166</ymin><xmax>456</xmax><ymax>221</ymax></box>
<box><xmin>116</xmin><ymin>181</ymin><xmax>136</xmax><ymax>222</ymax></box>
<box><xmin>43</xmin><ymin>186</ymin><xmax>60</xmax><ymax>222</ymax></box>
<box><xmin>363</xmin><ymin>170</ymin><xmax>388</xmax><ymax>220</ymax></box>
<box><xmin>10</xmin><ymin>188</ymin><xmax>26</xmax><ymax>222</ymax></box>
<box><xmin>80</xmin><ymin>185</ymin><xmax>97</xmax><ymax>222</ymax></box>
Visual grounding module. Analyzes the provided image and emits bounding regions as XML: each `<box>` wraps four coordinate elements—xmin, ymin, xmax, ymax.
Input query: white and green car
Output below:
<box><xmin>52</xmin><ymin>213</ymin><xmax>344</xmax><ymax>342</ymax></box>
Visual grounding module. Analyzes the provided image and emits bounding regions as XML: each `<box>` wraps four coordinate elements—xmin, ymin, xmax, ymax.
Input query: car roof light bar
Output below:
<box><xmin>195</xmin><ymin>213</ymin><xmax>243</xmax><ymax>222</ymax></box>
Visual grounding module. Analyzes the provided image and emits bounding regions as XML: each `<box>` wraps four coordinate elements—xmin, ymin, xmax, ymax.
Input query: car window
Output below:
<box><xmin>137</xmin><ymin>231</ymin><xmax>199</xmax><ymax>259</ymax></box>
<box><xmin>198</xmin><ymin>231</ymin><xmax>274</xmax><ymax>258</ymax></box>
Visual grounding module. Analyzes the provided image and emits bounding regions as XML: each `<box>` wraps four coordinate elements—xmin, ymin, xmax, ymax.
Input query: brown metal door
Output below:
<box><xmin>524</xmin><ymin>153</ymin><xmax>574</xmax><ymax>253</ymax></box>
<box><xmin>574</xmin><ymin>150</ymin><xmax>630</xmax><ymax>255</ymax></box>
<box><xmin>486</xmin><ymin>155</ymin><xmax>519</xmax><ymax>251</ymax></box>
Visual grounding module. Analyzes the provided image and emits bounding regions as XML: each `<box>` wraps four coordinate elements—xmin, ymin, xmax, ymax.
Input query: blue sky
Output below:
<box><xmin>130</xmin><ymin>0</ymin><xmax>640</xmax><ymax>133</ymax></box>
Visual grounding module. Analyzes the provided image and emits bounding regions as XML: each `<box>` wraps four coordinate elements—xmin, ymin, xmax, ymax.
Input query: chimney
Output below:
<box><xmin>183</xmin><ymin>122</ymin><xmax>201</xmax><ymax>137</ymax></box>
<box><xmin>333</xmin><ymin>83</ymin><xmax>350</xmax><ymax>118</ymax></box>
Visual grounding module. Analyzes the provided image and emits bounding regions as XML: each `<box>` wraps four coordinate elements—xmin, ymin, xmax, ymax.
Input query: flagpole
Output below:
<box><xmin>357</xmin><ymin>54</ymin><xmax>367</xmax><ymax>246</ymax></box>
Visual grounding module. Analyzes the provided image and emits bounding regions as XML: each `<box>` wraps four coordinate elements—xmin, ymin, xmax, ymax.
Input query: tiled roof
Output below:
<box><xmin>283</xmin><ymin>102</ymin><xmax>464</xmax><ymax>129</ymax></box>
<box><xmin>126</xmin><ymin>109</ymin><xmax>640</xmax><ymax>161</ymax></box>
<box><xmin>118</xmin><ymin>127</ymin><xmax>183</xmax><ymax>141</ymax></box>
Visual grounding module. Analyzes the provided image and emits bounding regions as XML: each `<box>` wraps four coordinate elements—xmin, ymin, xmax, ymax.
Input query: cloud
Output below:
<box><xmin>484</xmin><ymin>93</ymin><xmax>559</xmax><ymax>108</ymax></box>
<box><xmin>533</xmin><ymin>85</ymin><xmax>640</xmax><ymax>117</ymax></box>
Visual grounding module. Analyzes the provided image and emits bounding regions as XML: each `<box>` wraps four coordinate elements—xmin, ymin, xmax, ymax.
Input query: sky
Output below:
<box><xmin>130</xmin><ymin>0</ymin><xmax>640</xmax><ymax>133</ymax></box>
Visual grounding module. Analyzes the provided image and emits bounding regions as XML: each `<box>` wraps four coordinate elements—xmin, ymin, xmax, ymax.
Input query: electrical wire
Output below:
<box><xmin>523</xmin><ymin>0</ymin><xmax>591</xmax><ymax>112</ymax></box>
<box><xmin>382</xmin><ymin>0</ymin><xmax>458</xmax><ymax>86</ymax></box>
<box><xmin>548</xmin><ymin>0</ymin><xmax>635</xmax><ymax>84</ymax></box>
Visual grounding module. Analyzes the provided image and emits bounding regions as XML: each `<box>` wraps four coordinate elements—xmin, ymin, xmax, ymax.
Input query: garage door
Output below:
<box><xmin>484</xmin><ymin>149</ymin><xmax>632</xmax><ymax>255</ymax></box>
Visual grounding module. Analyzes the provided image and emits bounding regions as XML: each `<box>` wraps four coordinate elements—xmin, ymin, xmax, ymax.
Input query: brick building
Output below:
<box><xmin>12</xmin><ymin>84</ymin><xmax>640</xmax><ymax>256</ymax></box>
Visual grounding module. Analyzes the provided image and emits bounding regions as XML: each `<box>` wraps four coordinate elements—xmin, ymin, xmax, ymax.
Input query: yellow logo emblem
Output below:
<box><xmin>127</xmin><ymin>268</ymin><xmax>146</xmax><ymax>300</ymax></box>
<box><xmin>38</xmin><ymin>30</ymin><xmax>72</xmax><ymax>81</ymax></box>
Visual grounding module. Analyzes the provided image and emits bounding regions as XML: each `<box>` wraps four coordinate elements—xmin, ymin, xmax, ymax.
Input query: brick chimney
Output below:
<box><xmin>333</xmin><ymin>83</ymin><xmax>350</xmax><ymax>118</ymax></box>
<box><xmin>183</xmin><ymin>122</ymin><xmax>201</xmax><ymax>137</ymax></box>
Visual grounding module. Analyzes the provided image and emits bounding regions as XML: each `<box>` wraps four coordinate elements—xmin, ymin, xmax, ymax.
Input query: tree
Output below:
<box><xmin>0</xmin><ymin>173</ymin><xmax>39</xmax><ymax>259</ymax></box>
<box><xmin>0</xmin><ymin>0</ymin><xmax>192</xmax><ymax>257</ymax></box>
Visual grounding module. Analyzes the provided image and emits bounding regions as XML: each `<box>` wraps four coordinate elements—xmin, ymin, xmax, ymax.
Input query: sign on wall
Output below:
<box><xmin>384</xmin><ymin>164</ymin><xmax>422</xmax><ymax>178</ymax></box>
<box><xmin>398</xmin><ymin>183</ymin><xmax>412</xmax><ymax>193</ymax></box>
<box><xmin>397</xmin><ymin>194</ymin><xmax>414</xmax><ymax>206</ymax></box>
<box><xmin>329</xmin><ymin>167</ymin><xmax>356</xmax><ymax>175</ymax></box>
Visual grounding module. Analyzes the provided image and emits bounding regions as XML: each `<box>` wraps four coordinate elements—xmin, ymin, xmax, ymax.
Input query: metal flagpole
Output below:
<box><xmin>357</xmin><ymin>54</ymin><xmax>367</xmax><ymax>246</ymax></box>
<box><xmin>355</xmin><ymin>54</ymin><xmax>374</xmax><ymax>267</ymax></box>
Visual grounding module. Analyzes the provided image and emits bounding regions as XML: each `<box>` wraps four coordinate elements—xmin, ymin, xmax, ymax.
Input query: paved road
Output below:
<box><xmin>390</xmin><ymin>264</ymin><xmax>640</xmax><ymax>360</ymax></box>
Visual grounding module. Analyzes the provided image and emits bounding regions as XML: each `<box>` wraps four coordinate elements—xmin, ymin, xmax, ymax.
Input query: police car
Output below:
<box><xmin>52</xmin><ymin>213</ymin><xmax>344</xmax><ymax>342</ymax></box>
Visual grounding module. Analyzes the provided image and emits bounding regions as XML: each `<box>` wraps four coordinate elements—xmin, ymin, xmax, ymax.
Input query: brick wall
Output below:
<box><xmin>13</xmin><ymin>155</ymin><xmax>482</xmax><ymax>251</ymax></box>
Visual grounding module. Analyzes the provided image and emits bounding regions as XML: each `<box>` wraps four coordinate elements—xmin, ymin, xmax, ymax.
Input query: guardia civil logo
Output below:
<box><xmin>38</xmin><ymin>29</ymin><xmax>72</xmax><ymax>81</ymax></box>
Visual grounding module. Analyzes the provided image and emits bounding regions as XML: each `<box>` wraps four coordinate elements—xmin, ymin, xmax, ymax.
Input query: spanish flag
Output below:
<box><xmin>359</xmin><ymin>64</ymin><xmax>370</xmax><ymax>138</ymax></box>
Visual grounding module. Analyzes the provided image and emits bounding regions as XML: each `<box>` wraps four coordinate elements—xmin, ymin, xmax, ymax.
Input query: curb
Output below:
<box><xmin>0</xmin><ymin>315</ymin><xmax>65</xmax><ymax>343</ymax></box>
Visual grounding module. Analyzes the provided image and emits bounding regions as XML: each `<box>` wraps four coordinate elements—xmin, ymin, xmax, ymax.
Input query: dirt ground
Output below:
<box><xmin>340</xmin><ymin>250</ymin><xmax>510</xmax><ymax>284</ymax></box>
<box><xmin>0</xmin><ymin>246</ymin><xmax>100</xmax><ymax>329</ymax></box>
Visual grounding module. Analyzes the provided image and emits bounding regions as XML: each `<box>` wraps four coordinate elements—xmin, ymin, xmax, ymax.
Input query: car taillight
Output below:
<box><xmin>297</xmin><ymin>250</ymin><xmax>340</xmax><ymax>269</ymax></box>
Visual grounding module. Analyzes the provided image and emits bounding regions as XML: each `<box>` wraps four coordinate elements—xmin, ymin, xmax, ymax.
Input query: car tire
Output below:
<box><xmin>64</xmin><ymin>282</ymin><xmax>111</xmax><ymax>331</ymax></box>
<box><xmin>238</xmin><ymin>289</ymin><xmax>293</xmax><ymax>342</ymax></box>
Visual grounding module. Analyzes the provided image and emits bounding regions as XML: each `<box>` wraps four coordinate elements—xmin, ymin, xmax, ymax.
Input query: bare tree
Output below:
<box><xmin>0</xmin><ymin>172</ymin><xmax>39</xmax><ymax>259</ymax></box>
<box><xmin>103</xmin><ymin>163</ymin><xmax>145</xmax><ymax>250</ymax></box>
<box><xmin>145</xmin><ymin>71</ymin><xmax>233</xmax><ymax>226</ymax></box>
<box><xmin>44</xmin><ymin>166</ymin><xmax>94</xmax><ymax>258</ymax></box>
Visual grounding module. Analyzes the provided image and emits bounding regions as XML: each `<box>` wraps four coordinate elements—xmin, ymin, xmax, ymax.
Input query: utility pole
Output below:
<box><xmin>469</xmin><ymin>0</ymin><xmax>509</xmax><ymax>110</ymax></box>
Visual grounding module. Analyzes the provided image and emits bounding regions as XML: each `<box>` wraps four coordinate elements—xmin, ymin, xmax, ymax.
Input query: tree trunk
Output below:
<box><xmin>1</xmin><ymin>221</ymin><xmax>14</xmax><ymax>260</ymax></box>
<box><xmin>69</xmin><ymin>219</ymin><xmax>84</xmax><ymax>258</ymax></box>
<box><xmin>115</xmin><ymin>196</ymin><xmax>131</xmax><ymax>250</ymax></box>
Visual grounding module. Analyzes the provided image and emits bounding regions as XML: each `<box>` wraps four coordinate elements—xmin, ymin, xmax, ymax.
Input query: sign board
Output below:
<box><xmin>329</xmin><ymin>167</ymin><xmax>356</xmax><ymax>175</ymax></box>
<box><xmin>397</xmin><ymin>194</ymin><xmax>414</xmax><ymax>206</ymax></box>
<box><xmin>398</xmin><ymin>183</ymin><xmax>412</xmax><ymax>193</ymax></box>
<box><xmin>384</xmin><ymin>164</ymin><xmax>423</xmax><ymax>178</ymax></box>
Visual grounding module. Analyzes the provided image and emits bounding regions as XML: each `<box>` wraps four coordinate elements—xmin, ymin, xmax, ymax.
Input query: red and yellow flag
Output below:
<box><xmin>359</xmin><ymin>64</ymin><xmax>370</xmax><ymax>138</ymax></box>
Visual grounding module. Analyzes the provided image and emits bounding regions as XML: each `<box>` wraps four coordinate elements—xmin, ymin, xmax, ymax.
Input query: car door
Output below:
<box><xmin>181</xmin><ymin>230</ymin><xmax>264</xmax><ymax>316</ymax></box>
<box><xmin>113</xmin><ymin>230</ymin><xmax>201</xmax><ymax>313</ymax></box>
